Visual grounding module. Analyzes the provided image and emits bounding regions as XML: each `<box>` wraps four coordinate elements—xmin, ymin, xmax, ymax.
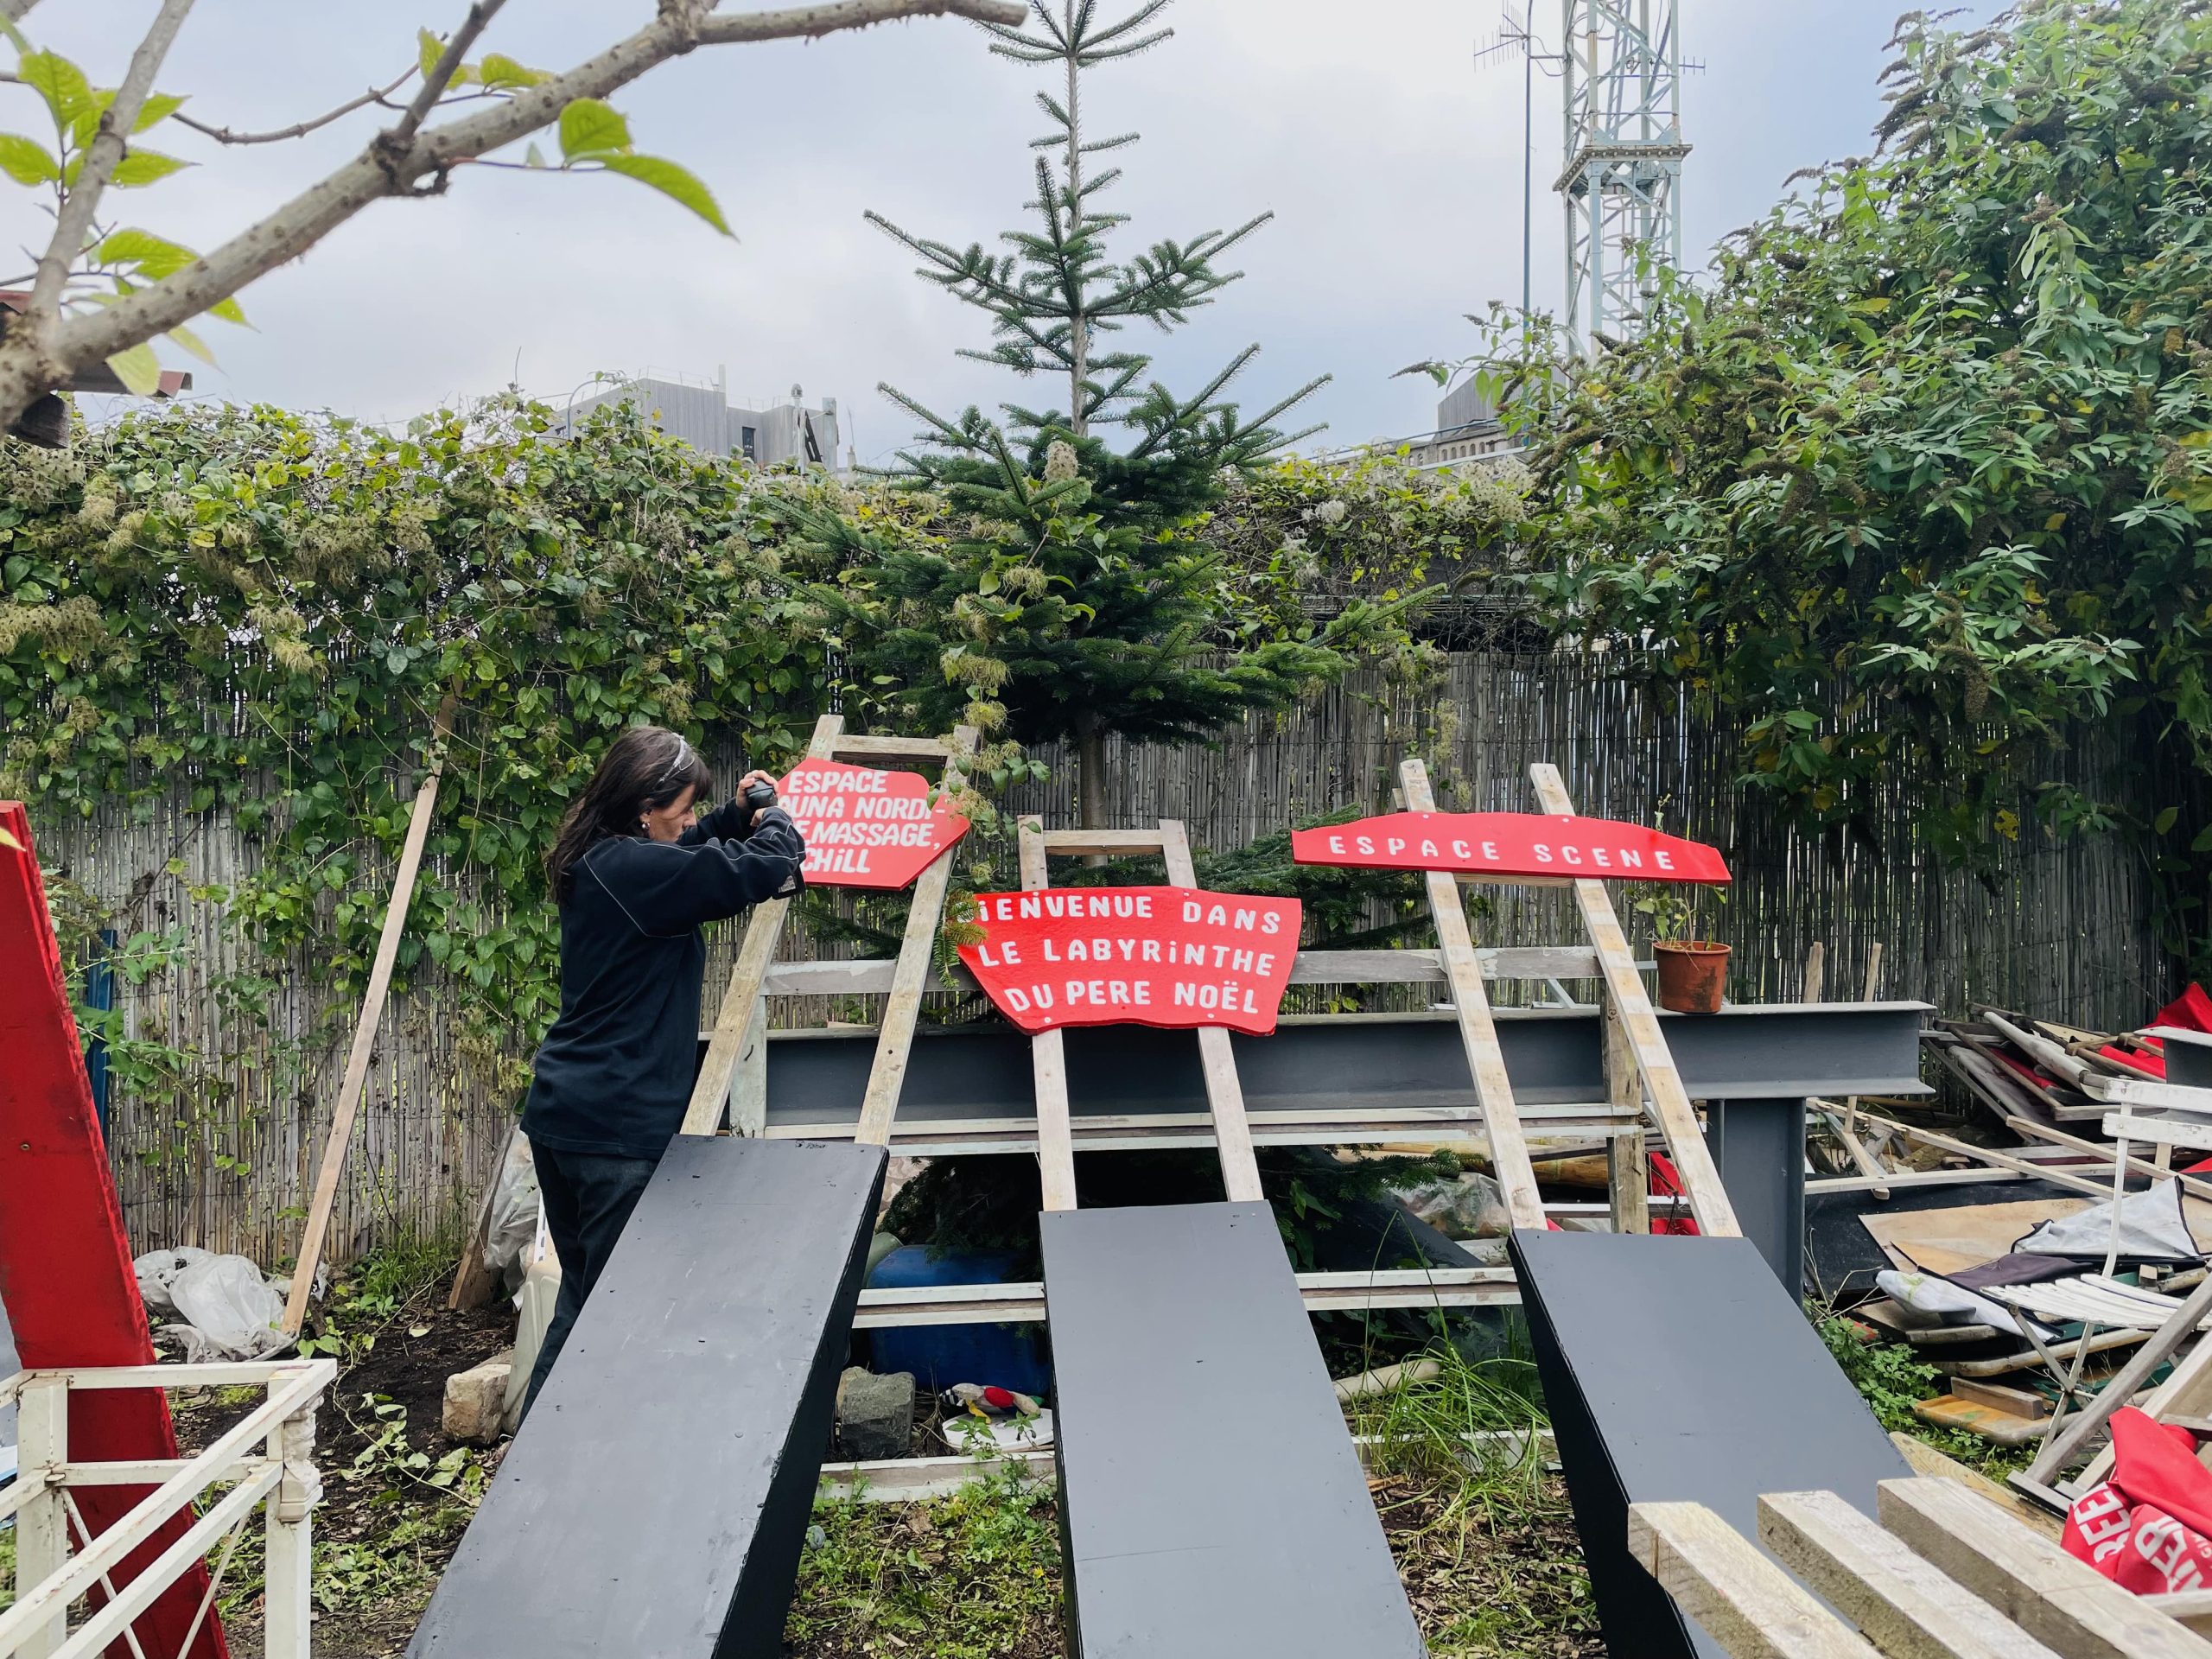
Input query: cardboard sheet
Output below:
<box><xmin>1859</xmin><ymin>1198</ymin><xmax>2087</xmax><ymax>1274</ymax></box>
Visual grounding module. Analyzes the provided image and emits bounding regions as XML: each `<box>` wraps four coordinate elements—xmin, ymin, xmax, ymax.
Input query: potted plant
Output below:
<box><xmin>1632</xmin><ymin>887</ymin><xmax>1731</xmax><ymax>1014</ymax></box>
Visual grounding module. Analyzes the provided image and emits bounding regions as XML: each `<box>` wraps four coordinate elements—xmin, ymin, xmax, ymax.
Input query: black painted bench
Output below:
<box><xmin>409</xmin><ymin>1135</ymin><xmax>886</xmax><ymax>1659</ymax></box>
<box><xmin>1042</xmin><ymin>1200</ymin><xmax>1427</xmax><ymax>1659</ymax></box>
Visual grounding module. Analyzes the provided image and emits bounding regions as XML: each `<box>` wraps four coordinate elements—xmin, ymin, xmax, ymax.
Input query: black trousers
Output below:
<box><xmin>521</xmin><ymin>1144</ymin><xmax>660</xmax><ymax>1419</ymax></box>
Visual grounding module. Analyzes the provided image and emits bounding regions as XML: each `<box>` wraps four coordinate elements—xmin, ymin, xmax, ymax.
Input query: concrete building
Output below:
<box><xmin>556</xmin><ymin>369</ymin><xmax>844</xmax><ymax>469</ymax></box>
<box><xmin>1395</xmin><ymin>377</ymin><xmax>1516</xmax><ymax>471</ymax></box>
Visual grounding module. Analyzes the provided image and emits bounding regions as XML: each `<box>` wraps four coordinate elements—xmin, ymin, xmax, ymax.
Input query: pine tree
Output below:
<box><xmin>800</xmin><ymin>0</ymin><xmax>1406</xmax><ymax>825</ymax></box>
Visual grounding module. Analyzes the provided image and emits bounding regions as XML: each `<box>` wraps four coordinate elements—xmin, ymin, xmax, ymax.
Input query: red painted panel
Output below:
<box><xmin>958</xmin><ymin>887</ymin><xmax>1301</xmax><ymax>1036</ymax></box>
<box><xmin>0</xmin><ymin>803</ymin><xmax>228</xmax><ymax>1659</ymax></box>
<box><xmin>779</xmin><ymin>759</ymin><xmax>969</xmax><ymax>890</ymax></box>
<box><xmin>1291</xmin><ymin>811</ymin><xmax>1731</xmax><ymax>885</ymax></box>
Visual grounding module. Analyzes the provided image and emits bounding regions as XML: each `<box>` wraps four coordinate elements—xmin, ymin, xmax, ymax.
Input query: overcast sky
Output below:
<box><xmin>16</xmin><ymin>1</ymin><xmax>2005</xmax><ymax>462</ymax></box>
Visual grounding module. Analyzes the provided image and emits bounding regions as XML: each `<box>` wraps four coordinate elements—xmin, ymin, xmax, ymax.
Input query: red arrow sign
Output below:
<box><xmin>958</xmin><ymin>887</ymin><xmax>1302</xmax><ymax>1036</ymax></box>
<box><xmin>779</xmin><ymin>759</ymin><xmax>970</xmax><ymax>890</ymax></box>
<box><xmin>1292</xmin><ymin>812</ymin><xmax>1730</xmax><ymax>885</ymax></box>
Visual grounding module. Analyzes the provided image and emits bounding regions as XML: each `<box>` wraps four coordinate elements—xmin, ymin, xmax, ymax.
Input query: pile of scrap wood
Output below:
<box><xmin>1925</xmin><ymin>1006</ymin><xmax>2180</xmax><ymax>1128</ymax></box>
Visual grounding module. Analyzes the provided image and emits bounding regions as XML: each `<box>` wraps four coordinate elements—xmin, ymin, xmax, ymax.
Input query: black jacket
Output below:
<box><xmin>522</xmin><ymin>798</ymin><xmax>805</xmax><ymax>1159</ymax></box>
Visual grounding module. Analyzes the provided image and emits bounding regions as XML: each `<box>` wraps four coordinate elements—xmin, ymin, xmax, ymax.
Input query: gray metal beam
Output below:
<box><xmin>748</xmin><ymin>1004</ymin><xmax>1931</xmax><ymax>1135</ymax></box>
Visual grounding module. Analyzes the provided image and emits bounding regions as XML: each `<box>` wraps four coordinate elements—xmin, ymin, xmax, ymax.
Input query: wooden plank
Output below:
<box><xmin>756</xmin><ymin>944</ymin><xmax>1603</xmax><ymax>996</ymax></box>
<box><xmin>1624</xmin><ymin>1500</ymin><xmax>1882</xmax><ymax>1658</ymax></box>
<box><xmin>2084</xmin><ymin>1072</ymin><xmax>2212</xmax><ymax>1112</ymax></box>
<box><xmin>1399</xmin><ymin>758</ymin><xmax>1546</xmax><ymax>1231</ymax></box>
<box><xmin>1885</xmin><ymin>1432</ymin><xmax>2063</xmax><ymax>1541</ymax></box>
<box><xmin>1038</xmin><ymin>828</ymin><xmax>1169</xmax><ymax>855</ymax></box>
<box><xmin>2148</xmin><ymin>1593</ymin><xmax>2212</xmax><ymax>1640</ymax></box>
<box><xmin>1020</xmin><ymin>816</ymin><xmax>1077</xmax><ymax>1212</ymax></box>
<box><xmin>853</xmin><ymin>726</ymin><xmax>978</xmax><ymax>1148</ymax></box>
<box><xmin>2005</xmin><ymin>1116</ymin><xmax>2212</xmax><ymax>1203</ymax></box>
<box><xmin>1866</xmin><ymin>1116</ymin><xmax>2114</xmax><ymax>1198</ymax></box>
<box><xmin>1758</xmin><ymin>1488</ymin><xmax>2062</xmax><ymax>1659</ymax></box>
<box><xmin>1862</xmin><ymin>944</ymin><xmax>1884</xmax><ymax>1001</ymax></box>
<box><xmin>680</xmin><ymin>713</ymin><xmax>844</xmax><ymax>1138</ymax></box>
<box><xmin>1878</xmin><ymin>1477</ymin><xmax>2212</xmax><ymax>1659</ymax></box>
<box><xmin>1605</xmin><ymin>996</ymin><xmax>1649</xmax><ymax>1233</ymax></box>
<box><xmin>1526</xmin><ymin>763</ymin><xmax>1742</xmax><ymax>1237</ymax></box>
<box><xmin>1949</xmin><ymin>1378</ymin><xmax>2050</xmax><ymax>1420</ymax></box>
<box><xmin>1159</xmin><ymin>819</ymin><xmax>1265</xmax><ymax>1204</ymax></box>
<box><xmin>1983</xmin><ymin>1011</ymin><xmax>2093</xmax><ymax>1089</ymax></box>
<box><xmin>827</xmin><ymin>733</ymin><xmax>950</xmax><ymax>764</ymax></box>
<box><xmin>1802</xmin><ymin>942</ymin><xmax>1826</xmax><ymax>1005</ymax></box>
<box><xmin>283</xmin><ymin>699</ymin><xmax>455</xmax><ymax>1333</ymax></box>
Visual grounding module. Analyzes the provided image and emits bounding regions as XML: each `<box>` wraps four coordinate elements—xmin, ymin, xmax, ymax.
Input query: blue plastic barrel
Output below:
<box><xmin>865</xmin><ymin>1246</ymin><xmax>1052</xmax><ymax>1397</ymax></box>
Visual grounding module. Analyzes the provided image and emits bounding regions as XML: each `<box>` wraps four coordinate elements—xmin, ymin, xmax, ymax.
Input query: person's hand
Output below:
<box><xmin>736</xmin><ymin>768</ymin><xmax>778</xmax><ymax>805</ymax></box>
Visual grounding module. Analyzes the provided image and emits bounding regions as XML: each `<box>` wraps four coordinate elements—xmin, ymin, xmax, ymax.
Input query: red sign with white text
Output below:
<box><xmin>1291</xmin><ymin>812</ymin><xmax>1730</xmax><ymax>885</ymax></box>
<box><xmin>957</xmin><ymin>887</ymin><xmax>1302</xmax><ymax>1036</ymax></box>
<box><xmin>779</xmin><ymin>758</ymin><xmax>969</xmax><ymax>890</ymax></box>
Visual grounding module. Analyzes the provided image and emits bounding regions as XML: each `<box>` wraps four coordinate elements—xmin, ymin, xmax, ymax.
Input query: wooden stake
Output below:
<box><xmin>1861</xmin><ymin>943</ymin><xmax>1884</xmax><ymax>1002</ymax></box>
<box><xmin>283</xmin><ymin>701</ymin><xmax>454</xmax><ymax>1334</ymax></box>
<box><xmin>1399</xmin><ymin>759</ymin><xmax>1547</xmax><ymax>1232</ymax></box>
<box><xmin>679</xmin><ymin>713</ymin><xmax>844</xmax><ymax>1137</ymax></box>
<box><xmin>1160</xmin><ymin>819</ymin><xmax>1264</xmax><ymax>1203</ymax></box>
<box><xmin>853</xmin><ymin>726</ymin><xmax>979</xmax><ymax>1148</ymax></box>
<box><xmin>1020</xmin><ymin>817</ymin><xmax>1077</xmax><ymax>1211</ymax></box>
<box><xmin>1526</xmin><ymin>764</ymin><xmax>1741</xmax><ymax>1237</ymax></box>
<box><xmin>1604</xmin><ymin>997</ymin><xmax>1650</xmax><ymax>1233</ymax></box>
<box><xmin>1802</xmin><ymin>940</ymin><xmax>1826</xmax><ymax>1004</ymax></box>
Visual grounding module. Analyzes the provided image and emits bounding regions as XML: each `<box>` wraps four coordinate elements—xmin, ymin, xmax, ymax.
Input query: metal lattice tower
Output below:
<box><xmin>1557</xmin><ymin>1</ymin><xmax>1689</xmax><ymax>346</ymax></box>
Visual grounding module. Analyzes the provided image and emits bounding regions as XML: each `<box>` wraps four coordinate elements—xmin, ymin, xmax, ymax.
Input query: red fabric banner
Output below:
<box><xmin>2064</xmin><ymin>1408</ymin><xmax>2212</xmax><ymax>1595</ymax></box>
<box><xmin>0</xmin><ymin>803</ymin><xmax>229</xmax><ymax>1658</ymax></box>
<box><xmin>957</xmin><ymin>887</ymin><xmax>1301</xmax><ymax>1036</ymax></box>
<box><xmin>779</xmin><ymin>758</ymin><xmax>969</xmax><ymax>890</ymax></box>
<box><xmin>1291</xmin><ymin>811</ymin><xmax>1730</xmax><ymax>885</ymax></box>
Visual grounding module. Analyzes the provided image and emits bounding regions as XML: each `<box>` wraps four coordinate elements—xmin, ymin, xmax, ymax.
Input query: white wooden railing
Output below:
<box><xmin>1</xmin><ymin>1357</ymin><xmax>335</xmax><ymax>1659</ymax></box>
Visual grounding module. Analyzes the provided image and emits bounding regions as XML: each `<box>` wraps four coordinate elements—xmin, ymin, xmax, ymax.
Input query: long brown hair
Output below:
<box><xmin>545</xmin><ymin>726</ymin><xmax>712</xmax><ymax>902</ymax></box>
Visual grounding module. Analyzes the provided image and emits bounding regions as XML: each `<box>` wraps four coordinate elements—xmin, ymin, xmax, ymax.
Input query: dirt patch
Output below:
<box><xmin>1374</xmin><ymin>1473</ymin><xmax>1606</xmax><ymax>1656</ymax></box>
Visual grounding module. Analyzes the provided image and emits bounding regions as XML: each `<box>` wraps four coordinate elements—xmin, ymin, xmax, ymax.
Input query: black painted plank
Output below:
<box><xmin>1509</xmin><ymin>1229</ymin><xmax>1909</xmax><ymax>1659</ymax></box>
<box><xmin>1041</xmin><ymin>1201</ymin><xmax>1425</xmax><ymax>1659</ymax></box>
<box><xmin>408</xmin><ymin>1135</ymin><xmax>887</xmax><ymax>1659</ymax></box>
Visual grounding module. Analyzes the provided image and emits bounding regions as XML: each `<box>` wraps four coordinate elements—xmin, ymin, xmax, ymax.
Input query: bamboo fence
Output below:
<box><xmin>33</xmin><ymin>651</ymin><xmax>2156</xmax><ymax>1262</ymax></box>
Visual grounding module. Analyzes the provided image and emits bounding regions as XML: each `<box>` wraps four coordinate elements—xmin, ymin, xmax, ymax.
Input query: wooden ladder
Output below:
<box><xmin>1020</xmin><ymin>817</ymin><xmax>1264</xmax><ymax>1211</ymax></box>
<box><xmin>679</xmin><ymin>714</ymin><xmax>978</xmax><ymax>1147</ymax></box>
<box><xmin>1398</xmin><ymin>756</ymin><xmax>1740</xmax><ymax>1237</ymax></box>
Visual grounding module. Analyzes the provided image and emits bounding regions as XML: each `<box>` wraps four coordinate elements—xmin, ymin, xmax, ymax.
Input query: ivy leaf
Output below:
<box><xmin>594</xmin><ymin>154</ymin><xmax>730</xmax><ymax>235</ymax></box>
<box><xmin>104</xmin><ymin>342</ymin><xmax>162</xmax><ymax>396</ymax></box>
<box><xmin>0</xmin><ymin>133</ymin><xmax>58</xmax><ymax>185</ymax></box>
<box><xmin>18</xmin><ymin>52</ymin><xmax>93</xmax><ymax>131</ymax></box>
<box><xmin>111</xmin><ymin>149</ymin><xmax>190</xmax><ymax>188</ymax></box>
<box><xmin>2156</xmin><ymin>806</ymin><xmax>2180</xmax><ymax>836</ymax></box>
<box><xmin>558</xmin><ymin>98</ymin><xmax>632</xmax><ymax>162</ymax></box>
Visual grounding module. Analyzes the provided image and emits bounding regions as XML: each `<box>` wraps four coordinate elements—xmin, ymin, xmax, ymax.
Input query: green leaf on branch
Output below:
<box><xmin>594</xmin><ymin>154</ymin><xmax>731</xmax><ymax>236</ymax></box>
<box><xmin>99</xmin><ymin>227</ymin><xmax>198</xmax><ymax>279</ymax></box>
<box><xmin>2156</xmin><ymin>806</ymin><xmax>2180</xmax><ymax>836</ymax></box>
<box><xmin>480</xmin><ymin>54</ymin><xmax>546</xmax><ymax>91</ymax></box>
<box><xmin>557</xmin><ymin>98</ymin><xmax>632</xmax><ymax>162</ymax></box>
<box><xmin>131</xmin><ymin>92</ymin><xmax>188</xmax><ymax>134</ymax></box>
<box><xmin>207</xmin><ymin>296</ymin><xmax>249</xmax><ymax>326</ymax></box>
<box><xmin>104</xmin><ymin>342</ymin><xmax>162</xmax><ymax>396</ymax></box>
<box><xmin>165</xmin><ymin>322</ymin><xmax>218</xmax><ymax>367</ymax></box>
<box><xmin>111</xmin><ymin>149</ymin><xmax>189</xmax><ymax>188</ymax></box>
<box><xmin>18</xmin><ymin>52</ymin><xmax>92</xmax><ymax>130</ymax></box>
<box><xmin>0</xmin><ymin>133</ymin><xmax>57</xmax><ymax>185</ymax></box>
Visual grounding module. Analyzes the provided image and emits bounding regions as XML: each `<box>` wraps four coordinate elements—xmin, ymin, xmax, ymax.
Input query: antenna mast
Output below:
<box><xmin>1556</xmin><ymin>1</ymin><xmax>1691</xmax><ymax>348</ymax></box>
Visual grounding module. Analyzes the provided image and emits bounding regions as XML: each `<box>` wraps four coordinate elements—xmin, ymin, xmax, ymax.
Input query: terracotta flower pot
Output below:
<box><xmin>1654</xmin><ymin>940</ymin><xmax>1729</xmax><ymax>1014</ymax></box>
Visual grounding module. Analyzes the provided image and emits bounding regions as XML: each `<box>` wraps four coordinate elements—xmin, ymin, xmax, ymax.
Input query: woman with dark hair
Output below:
<box><xmin>519</xmin><ymin>724</ymin><xmax>805</xmax><ymax>1414</ymax></box>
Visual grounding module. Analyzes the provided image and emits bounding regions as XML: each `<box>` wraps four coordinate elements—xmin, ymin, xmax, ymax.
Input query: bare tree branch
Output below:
<box><xmin>29</xmin><ymin>0</ymin><xmax>196</xmax><ymax>315</ymax></box>
<box><xmin>391</xmin><ymin>0</ymin><xmax>508</xmax><ymax>146</ymax></box>
<box><xmin>50</xmin><ymin>0</ymin><xmax>1022</xmax><ymax>381</ymax></box>
<box><xmin>171</xmin><ymin>66</ymin><xmax>420</xmax><ymax>147</ymax></box>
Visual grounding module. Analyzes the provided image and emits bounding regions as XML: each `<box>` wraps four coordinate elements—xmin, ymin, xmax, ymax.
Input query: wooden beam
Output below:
<box><xmin>1159</xmin><ymin>819</ymin><xmax>1264</xmax><ymax>1203</ymax></box>
<box><xmin>853</xmin><ymin>726</ymin><xmax>979</xmax><ymax>1147</ymax></box>
<box><xmin>1605</xmin><ymin>995</ymin><xmax>1649</xmax><ymax>1233</ymax></box>
<box><xmin>680</xmin><ymin>713</ymin><xmax>844</xmax><ymax>1137</ymax></box>
<box><xmin>282</xmin><ymin>699</ymin><xmax>454</xmax><ymax>1333</ymax></box>
<box><xmin>1400</xmin><ymin>758</ymin><xmax>1547</xmax><ymax>1232</ymax></box>
<box><xmin>2005</xmin><ymin>1116</ymin><xmax>2212</xmax><ymax>1203</ymax></box>
<box><xmin>1625</xmin><ymin>1499</ymin><xmax>1882</xmax><ymax>1658</ymax></box>
<box><xmin>1758</xmin><ymin>1487</ymin><xmax>2063</xmax><ymax>1659</ymax></box>
<box><xmin>1525</xmin><ymin>764</ymin><xmax>1741</xmax><ymax>1237</ymax></box>
<box><xmin>1864</xmin><ymin>1116</ymin><xmax>2115</xmax><ymax>1199</ymax></box>
<box><xmin>1802</xmin><ymin>941</ymin><xmax>1826</xmax><ymax>1005</ymax></box>
<box><xmin>1020</xmin><ymin>817</ymin><xmax>1077</xmax><ymax>1211</ymax></box>
<box><xmin>1037</xmin><ymin>828</ymin><xmax>1170</xmax><ymax>856</ymax></box>
<box><xmin>828</xmin><ymin>733</ymin><xmax>950</xmax><ymax>765</ymax></box>
<box><xmin>1878</xmin><ymin>1478</ymin><xmax>2212</xmax><ymax>1659</ymax></box>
